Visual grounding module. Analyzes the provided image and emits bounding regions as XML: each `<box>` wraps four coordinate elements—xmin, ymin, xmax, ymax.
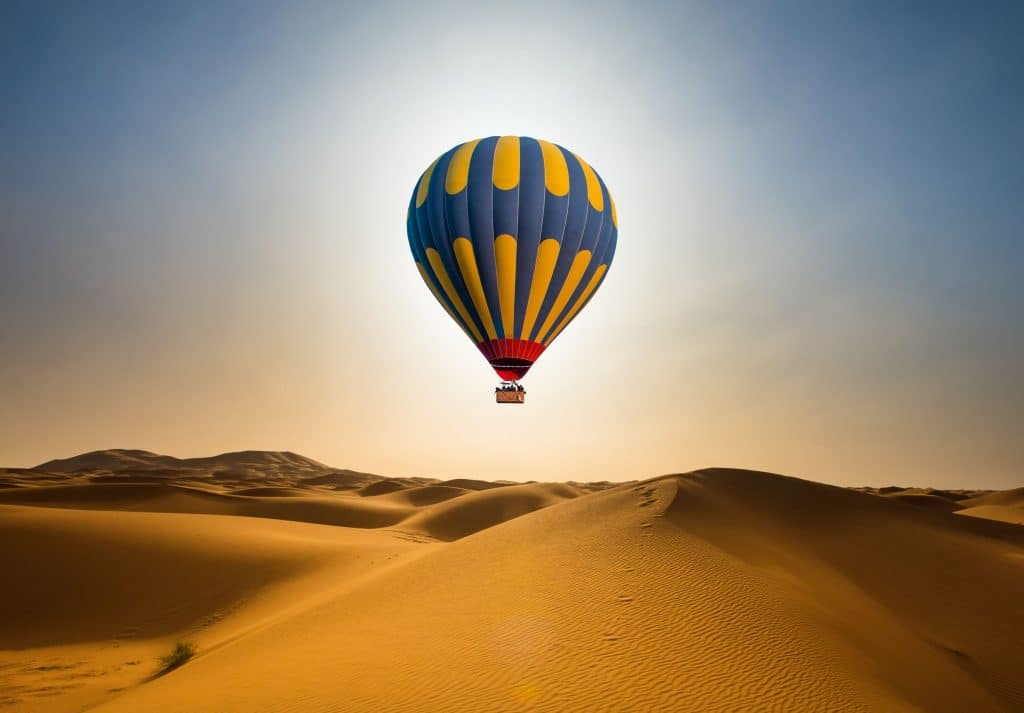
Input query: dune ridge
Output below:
<box><xmin>857</xmin><ymin>484</ymin><xmax>1024</xmax><ymax>526</ymax></box>
<box><xmin>956</xmin><ymin>489</ymin><xmax>1024</xmax><ymax>525</ymax></box>
<box><xmin>23</xmin><ymin>449</ymin><xmax>389</xmax><ymax>493</ymax></box>
<box><xmin>0</xmin><ymin>479</ymin><xmax>588</xmax><ymax>539</ymax></box>
<box><xmin>2</xmin><ymin>452</ymin><xmax>1022</xmax><ymax>712</ymax></box>
<box><xmin>34</xmin><ymin>449</ymin><xmax>331</xmax><ymax>475</ymax></box>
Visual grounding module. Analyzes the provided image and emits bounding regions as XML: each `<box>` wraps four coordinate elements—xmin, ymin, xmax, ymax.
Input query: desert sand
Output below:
<box><xmin>2</xmin><ymin>450</ymin><xmax>1022</xmax><ymax>712</ymax></box>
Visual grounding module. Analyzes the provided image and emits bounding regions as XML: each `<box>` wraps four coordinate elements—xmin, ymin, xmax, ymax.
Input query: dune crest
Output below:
<box><xmin>34</xmin><ymin>449</ymin><xmax>330</xmax><ymax>474</ymax></box>
<box><xmin>2</xmin><ymin>455</ymin><xmax>1022</xmax><ymax>712</ymax></box>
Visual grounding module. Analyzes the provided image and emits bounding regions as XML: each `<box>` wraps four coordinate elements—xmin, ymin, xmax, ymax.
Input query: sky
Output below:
<box><xmin>2</xmin><ymin>1</ymin><xmax>1022</xmax><ymax>488</ymax></box>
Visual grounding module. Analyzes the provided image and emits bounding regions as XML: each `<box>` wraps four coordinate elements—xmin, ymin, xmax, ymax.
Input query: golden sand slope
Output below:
<box><xmin>3</xmin><ymin>463</ymin><xmax>1023</xmax><ymax>712</ymax></box>
<box><xmin>956</xmin><ymin>505</ymin><xmax>1024</xmax><ymax>525</ymax></box>
<box><xmin>956</xmin><ymin>487</ymin><xmax>1024</xmax><ymax>525</ymax></box>
<box><xmin>0</xmin><ymin>482</ymin><xmax>417</xmax><ymax>528</ymax></box>
<box><xmin>398</xmin><ymin>482</ymin><xmax>582</xmax><ymax>540</ymax></box>
<box><xmin>0</xmin><ymin>504</ymin><xmax>430</xmax><ymax>712</ymax></box>
<box><xmin>861</xmin><ymin>484</ymin><xmax>1024</xmax><ymax>525</ymax></box>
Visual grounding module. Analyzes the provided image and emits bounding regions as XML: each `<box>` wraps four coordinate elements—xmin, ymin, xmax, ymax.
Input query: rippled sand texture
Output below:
<box><xmin>2</xmin><ymin>451</ymin><xmax>1022</xmax><ymax>712</ymax></box>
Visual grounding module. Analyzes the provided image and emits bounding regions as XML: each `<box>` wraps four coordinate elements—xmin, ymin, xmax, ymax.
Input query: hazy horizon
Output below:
<box><xmin>3</xmin><ymin>2</ymin><xmax>1022</xmax><ymax>489</ymax></box>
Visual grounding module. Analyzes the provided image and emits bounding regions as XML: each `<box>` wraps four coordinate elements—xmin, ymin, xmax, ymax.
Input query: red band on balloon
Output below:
<box><xmin>476</xmin><ymin>339</ymin><xmax>546</xmax><ymax>380</ymax></box>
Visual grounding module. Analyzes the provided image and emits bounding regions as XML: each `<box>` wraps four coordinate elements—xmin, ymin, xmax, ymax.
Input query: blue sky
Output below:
<box><xmin>2</xmin><ymin>1</ymin><xmax>1021</xmax><ymax>487</ymax></box>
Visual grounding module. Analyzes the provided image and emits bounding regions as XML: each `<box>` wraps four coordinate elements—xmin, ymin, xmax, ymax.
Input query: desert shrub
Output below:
<box><xmin>158</xmin><ymin>640</ymin><xmax>196</xmax><ymax>673</ymax></box>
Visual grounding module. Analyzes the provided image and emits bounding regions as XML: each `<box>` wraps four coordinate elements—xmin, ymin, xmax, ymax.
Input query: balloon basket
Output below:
<box><xmin>495</xmin><ymin>382</ymin><xmax>525</xmax><ymax>404</ymax></box>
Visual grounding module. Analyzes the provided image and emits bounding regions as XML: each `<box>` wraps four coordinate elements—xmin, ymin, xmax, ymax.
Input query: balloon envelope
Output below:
<box><xmin>406</xmin><ymin>136</ymin><xmax>617</xmax><ymax>381</ymax></box>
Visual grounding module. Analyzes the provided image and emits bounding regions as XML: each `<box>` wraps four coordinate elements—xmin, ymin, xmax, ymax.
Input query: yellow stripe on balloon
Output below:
<box><xmin>538</xmin><ymin>140</ymin><xmax>569</xmax><ymax>196</ymax></box>
<box><xmin>610</xmin><ymin>195</ymin><xmax>617</xmax><ymax>228</ymax></box>
<box><xmin>542</xmin><ymin>263</ymin><xmax>608</xmax><ymax>345</ymax></box>
<box><xmin>573</xmin><ymin>153</ymin><xmax>604</xmax><ymax>211</ymax></box>
<box><xmin>520</xmin><ymin>238</ymin><xmax>560</xmax><ymax>339</ymax></box>
<box><xmin>535</xmin><ymin>250</ymin><xmax>592</xmax><ymax>343</ymax></box>
<box><xmin>425</xmin><ymin>248</ymin><xmax>484</xmax><ymax>343</ymax></box>
<box><xmin>415</xmin><ymin>157</ymin><xmax>439</xmax><ymax>207</ymax></box>
<box><xmin>416</xmin><ymin>262</ymin><xmax>473</xmax><ymax>341</ymax></box>
<box><xmin>452</xmin><ymin>238</ymin><xmax>498</xmax><ymax>340</ymax></box>
<box><xmin>493</xmin><ymin>136</ymin><xmax>520</xmax><ymax>190</ymax></box>
<box><xmin>445</xmin><ymin>140</ymin><xmax>480</xmax><ymax>195</ymax></box>
<box><xmin>494</xmin><ymin>234</ymin><xmax>517</xmax><ymax>338</ymax></box>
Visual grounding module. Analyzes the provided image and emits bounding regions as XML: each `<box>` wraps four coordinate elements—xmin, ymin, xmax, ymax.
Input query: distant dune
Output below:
<box><xmin>858</xmin><ymin>484</ymin><xmax>1024</xmax><ymax>526</ymax></box>
<box><xmin>20</xmin><ymin>449</ymin><xmax>383</xmax><ymax>491</ymax></box>
<box><xmin>961</xmin><ymin>487</ymin><xmax>1024</xmax><ymax>508</ymax></box>
<box><xmin>34</xmin><ymin>448</ymin><xmax>331</xmax><ymax>475</ymax></box>
<box><xmin>955</xmin><ymin>488</ymin><xmax>1024</xmax><ymax>525</ymax></box>
<box><xmin>1</xmin><ymin>451</ymin><xmax>1022</xmax><ymax>712</ymax></box>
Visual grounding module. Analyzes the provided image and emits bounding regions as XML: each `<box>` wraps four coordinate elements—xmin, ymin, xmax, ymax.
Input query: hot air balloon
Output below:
<box><xmin>406</xmin><ymin>136</ymin><xmax>617</xmax><ymax>403</ymax></box>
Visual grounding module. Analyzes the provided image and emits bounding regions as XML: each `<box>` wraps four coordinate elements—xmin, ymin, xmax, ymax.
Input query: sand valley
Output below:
<box><xmin>2</xmin><ymin>450</ymin><xmax>1022</xmax><ymax>712</ymax></box>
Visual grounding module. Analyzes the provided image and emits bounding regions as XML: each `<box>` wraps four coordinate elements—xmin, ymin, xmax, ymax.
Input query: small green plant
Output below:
<box><xmin>158</xmin><ymin>640</ymin><xmax>196</xmax><ymax>673</ymax></box>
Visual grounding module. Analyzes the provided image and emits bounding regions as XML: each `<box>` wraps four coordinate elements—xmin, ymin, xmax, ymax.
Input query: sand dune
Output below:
<box><xmin>862</xmin><ymin>485</ymin><xmax>1024</xmax><ymax>524</ymax></box>
<box><xmin>2</xmin><ymin>453</ymin><xmax>1022</xmax><ymax>712</ymax></box>
<box><xmin>436</xmin><ymin>477</ymin><xmax>511</xmax><ymax>491</ymax></box>
<box><xmin>881</xmin><ymin>491</ymin><xmax>963</xmax><ymax>512</ymax></box>
<box><xmin>956</xmin><ymin>505</ymin><xmax>1024</xmax><ymax>525</ymax></box>
<box><xmin>358</xmin><ymin>478</ymin><xmax>426</xmax><ymax>496</ymax></box>
<box><xmin>71</xmin><ymin>470</ymin><xmax>1021</xmax><ymax>713</ymax></box>
<box><xmin>34</xmin><ymin>449</ymin><xmax>185</xmax><ymax>473</ymax></box>
<box><xmin>954</xmin><ymin>487</ymin><xmax>1024</xmax><ymax>525</ymax></box>
<box><xmin>0</xmin><ymin>482</ymin><xmax>415</xmax><ymax>529</ymax></box>
<box><xmin>228</xmin><ymin>486</ymin><xmax>315</xmax><ymax>497</ymax></box>
<box><xmin>398</xmin><ymin>482</ymin><xmax>583</xmax><ymax>541</ymax></box>
<box><xmin>28</xmin><ymin>449</ymin><xmax>388</xmax><ymax>491</ymax></box>
<box><xmin>962</xmin><ymin>486</ymin><xmax>1024</xmax><ymax>508</ymax></box>
<box><xmin>376</xmin><ymin>484</ymin><xmax>471</xmax><ymax>507</ymax></box>
<box><xmin>0</xmin><ymin>468</ymin><xmax>75</xmax><ymax>489</ymax></box>
<box><xmin>35</xmin><ymin>449</ymin><xmax>330</xmax><ymax>475</ymax></box>
<box><xmin>2</xmin><ymin>506</ymin><xmax>366</xmax><ymax>649</ymax></box>
<box><xmin>0</xmin><ymin>503</ymin><xmax>430</xmax><ymax>712</ymax></box>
